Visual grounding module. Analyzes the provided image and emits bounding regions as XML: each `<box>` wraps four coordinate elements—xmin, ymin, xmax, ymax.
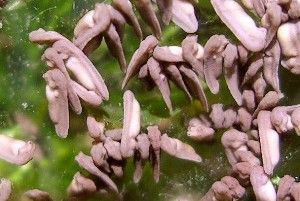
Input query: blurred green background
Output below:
<box><xmin>0</xmin><ymin>0</ymin><xmax>300</xmax><ymax>200</ymax></box>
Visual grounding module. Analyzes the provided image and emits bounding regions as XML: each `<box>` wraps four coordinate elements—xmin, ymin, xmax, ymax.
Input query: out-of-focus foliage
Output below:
<box><xmin>0</xmin><ymin>0</ymin><xmax>299</xmax><ymax>200</ymax></box>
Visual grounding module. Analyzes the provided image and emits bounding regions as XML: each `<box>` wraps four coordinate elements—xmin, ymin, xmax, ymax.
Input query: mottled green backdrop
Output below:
<box><xmin>0</xmin><ymin>0</ymin><xmax>299</xmax><ymax>200</ymax></box>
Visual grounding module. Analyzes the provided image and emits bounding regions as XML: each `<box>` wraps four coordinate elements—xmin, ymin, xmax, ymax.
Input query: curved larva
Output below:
<box><xmin>211</xmin><ymin>0</ymin><xmax>267</xmax><ymax>52</ymax></box>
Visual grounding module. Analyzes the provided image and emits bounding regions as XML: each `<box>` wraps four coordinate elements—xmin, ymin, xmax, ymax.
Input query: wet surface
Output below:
<box><xmin>0</xmin><ymin>0</ymin><xmax>299</xmax><ymax>200</ymax></box>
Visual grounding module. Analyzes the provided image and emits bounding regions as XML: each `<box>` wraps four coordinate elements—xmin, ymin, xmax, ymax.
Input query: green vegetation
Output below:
<box><xmin>0</xmin><ymin>0</ymin><xmax>299</xmax><ymax>200</ymax></box>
